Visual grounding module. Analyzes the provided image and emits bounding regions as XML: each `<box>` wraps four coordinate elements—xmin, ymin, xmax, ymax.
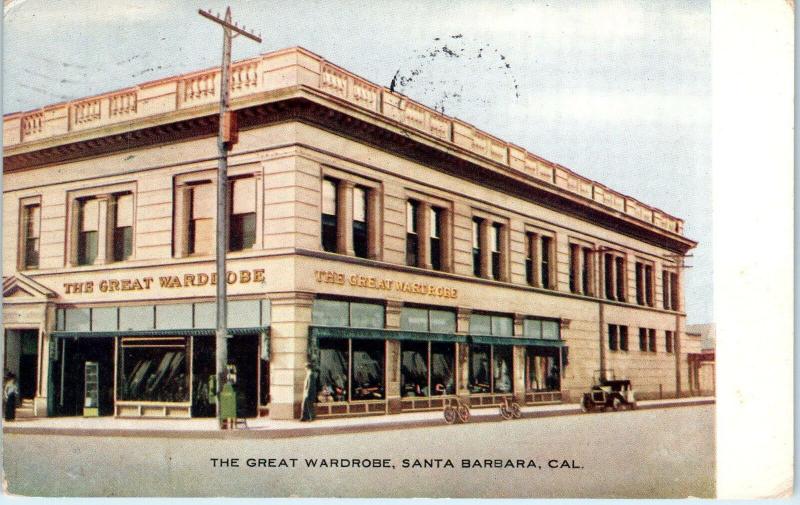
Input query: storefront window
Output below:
<box><xmin>350</xmin><ymin>302</ymin><xmax>384</xmax><ymax>329</ymax></box>
<box><xmin>317</xmin><ymin>339</ymin><xmax>348</xmax><ymax>402</ymax></box>
<box><xmin>401</xmin><ymin>341</ymin><xmax>428</xmax><ymax>397</ymax></box>
<box><xmin>470</xmin><ymin>313</ymin><xmax>512</xmax><ymax>336</ymax></box>
<box><xmin>526</xmin><ymin>346</ymin><xmax>560</xmax><ymax>392</ymax></box>
<box><xmin>493</xmin><ymin>345</ymin><xmax>513</xmax><ymax>393</ymax></box>
<box><xmin>524</xmin><ymin>318</ymin><xmax>561</xmax><ymax>340</ymax></box>
<box><xmin>118</xmin><ymin>337</ymin><xmax>189</xmax><ymax>402</ymax></box>
<box><xmin>469</xmin><ymin>344</ymin><xmax>491</xmax><ymax>393</ymax></box>
<box><xmin>312</xmin><ymin>299</ymin><xmax>350</xmax><ymax>327</ymax></box>
<box><xmin>431</xmin><ymin>342</ymin><xmax>455</xmax><ymax>395</ymax></box>
<box><xmin>351</xmin><ymin>339</ymin><xmax>384</xmax><ymax>400</ymax></box>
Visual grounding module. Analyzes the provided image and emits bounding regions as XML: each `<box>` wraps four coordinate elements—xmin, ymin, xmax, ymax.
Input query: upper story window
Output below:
<box><xmin>352</xmin><ymin>186</ymin><xmax>368</xmax><ymax>258</ymax></box>
<box><xmin>526</xmin><ymin>231</ymin><xmax>555</xmax><ymax>289</ymax></box>
<box><xmin>472</xmin><ymin>213</ymin><xmax>508</xmax><ymax>281</ymax></box>
<box><xmin>20</xmin><ymin>201</ymin><xmax>41</xmax><ymax>269</ymax></box>
<box><xmin>635</xmin><ymin>260</ymin><xmax>654</xmax><ymax>307</ymax></box>
<box><xmin>229</xmin><ymin>177</ymin><xmax>256</xmax><ymax>252</ymax></box>
<box><xmin>640</xmin><ymin>327</ymin><xmax>657</xmax><ymax>352</ymax></box>
<box><xmin>665</xmin><ymin>330</ymin><xmax>674</xmax><ymax>353</ymax></box>
<box><xmin>608</xmin><ymin>324</ymin><xmax>628</xmax><ymax>351</ymax></box>
<box><xmin>569</xmin><ymin>242</ymin><xmax>595</xmax><ymax>296</ymax></box>
<box><xmin>111</xmin><ymin>193</ymin><xmax>134</xmax><ymax>262</ymax></box>
<box><xmin>472</xmin><ymin>218</ymin><xmax>482</xmax><ymax>277</ymax></box>
<box><xmin>77</xmin><ymin>198</ymin><xmax>100</xmax><ymax>266</ymax></box>
<box><xmin>582</xmin><ymin>247</ymin><xmax>593</xmax><ymax>296</ymax></box>
<box><xmin>188</xmin><ymin>182</ymin><xmax>214</xmax><ymax>256</ymax></box>
<box><xmin>320</xmin><ymin>171</ymin><xmax>380</xmax><ymax>260</ymax></box>
<box><xmin>321</xmin><ymin>178</ymin><xmax>338</xmax><ymax>253</ymax></box>
<box><xmin>406</xmin><ymin>200</ymin><xmax>419</xmax><ymax>266</ymax></box>
<box><xmin>430</xmin><ymin>207</ymin><xmax>443</xmax><ymax>271</ymax></box>
<box><xmin>662</xmin><ymin>269</ymin><xmax>679</xmax><ymax>311</ymax></box>
<box><xmin>603</xmin><ymin>251</ymin><xmax>627</xmax><ymax>302</ymax></box>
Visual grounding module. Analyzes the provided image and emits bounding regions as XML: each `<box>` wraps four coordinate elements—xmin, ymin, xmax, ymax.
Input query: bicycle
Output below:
<box><xmin>443</xmin><ymin>396</ymin><xmax>470</xmax><ymax>424</ymax></box>
<box><xmin>499</xmin><ymin>396</ymin><xmax>522</xmax><ymax>420</ymax></box>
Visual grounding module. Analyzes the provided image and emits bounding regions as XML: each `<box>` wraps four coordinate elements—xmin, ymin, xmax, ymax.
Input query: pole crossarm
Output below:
<box><xmin>198</xmin><ymin>9</ymin><xmax>262</xmax><ymax>42</ymax></box>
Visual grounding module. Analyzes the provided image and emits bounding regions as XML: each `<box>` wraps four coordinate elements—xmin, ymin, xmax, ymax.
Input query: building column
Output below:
<box><xmin>174</xmin><ymin>184</ymin><xmax>192</xmax><ymax>258</ymax></box>
<box><xmin>94</xmin><ymin>195</ymin><xmax>110</xmax><ymax>265</ymax></box>
<box><xmin>254</xmin><ymin>173</ymin><xmax>264</xmax><ymax>249</ymax></box>
<box><xmin>498</xmin><ymin>224</ymin><xmax>510</xmax><ymax>281</ymax></box>
<box><xmin>267</xmin><ymin>291</ymin><xmax>314</xmax><ymax>420</ymax></box>
<box><xmin>440</xmin><ymin>208</ymin><xmax>454</xmax><ymax>272</ymax></box>
<box><xmin>385</xmin><ymin>300</ymin><xmax>403</xmax><ymax>413</ymax></box>
<box><xmin>417</xmin><ymin>201</ymin><xmax>432</xmax><ymax>269</ymax></box>
<box><xmin>570</xmin><ymin>244</ymin><xmax>581</xmax><ymax>293</ymax></box>
<box><xmin>479</xmin><ymin>219</ymin><xmax>492</xmax><ymax>278</ymax></box>
<box><xmin>456</xmin><ymin>307</ymin><xmax>472</xmax><ymax>396</ymax></box>
<box><xmin>513</xmin><ymin>345</ymin><xmax>526</xmax><ymax>404</ymax></box>
<box><xmin>34</xmin><ymin>302</ymin><xmax>54</xmax><ymax>417</ymax></box>
<box><xmin>529</xmin><ymin>233</ymin><xmax>540</xmax><ymax>287</ymax></box>
<box><xmin>68</xmin><ymin>200</ymin><xmax>81</xmax><ymax>266</ymax></box>
<box><xmin>336</xmin><ymin>180</ymin><xmax>354</xmax><ymax>256</ymax></box>
<box><xmin>367</xmin><ymin>189</ymin><xmax>382</xmax><ymax>260</ymax></box>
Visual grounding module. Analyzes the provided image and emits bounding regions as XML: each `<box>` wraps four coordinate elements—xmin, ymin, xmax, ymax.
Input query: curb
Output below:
<box><xmin>2</xmin><ymin>399</ymin><xmax>714</xmax><ymax>440</ymax></box>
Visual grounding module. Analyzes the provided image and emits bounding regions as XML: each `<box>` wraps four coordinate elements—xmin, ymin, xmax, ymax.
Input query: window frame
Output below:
<box><xmin>18</xmin><ymin>196</ymin><xmax>42</xmax><ymax>270</ymax></box>
<box><xmin>67</xmin><ymin>182</ymin><xmax>136</xmax><ymax>267</ymax></box>
<box><xmin>320</xmin><ymin>166</ymin><xmax>382</xmax><ymax>260</ymax></box>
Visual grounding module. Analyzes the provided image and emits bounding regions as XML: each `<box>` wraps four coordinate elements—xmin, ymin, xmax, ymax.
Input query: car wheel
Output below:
<box><xmin>612</xmin><ymin>397</ymin><xmax>622</xmax><ymax>411</ymax></box>
<box><xmin>581</xmin><ymin>396</ymin><xmax>591</xmax><ymax>413</ymax></box>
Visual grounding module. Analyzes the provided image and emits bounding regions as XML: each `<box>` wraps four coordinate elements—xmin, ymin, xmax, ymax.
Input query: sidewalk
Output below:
<box><xmin>2</xmin><ymin>396</ymin><xmax>714</xmax><ymax>439</ymax></box>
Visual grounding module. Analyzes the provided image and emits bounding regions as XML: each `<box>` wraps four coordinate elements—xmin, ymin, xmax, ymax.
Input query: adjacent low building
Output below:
<box><xmin>2</xmin><ymin>47</ymin><xmax>699</xmax><ymax>420</ymax></box>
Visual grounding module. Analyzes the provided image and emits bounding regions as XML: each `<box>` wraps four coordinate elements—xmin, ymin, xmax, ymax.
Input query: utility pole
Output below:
<box><xmin>198</xmin><ymin>7</ymin><xmax>261</xmax><ymax>429</ymax></box>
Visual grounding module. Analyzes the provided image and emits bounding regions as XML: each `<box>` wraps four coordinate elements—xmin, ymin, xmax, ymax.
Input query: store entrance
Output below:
<box><xmin>4</xmin><ymin>329</ymin><xmax>39</xmax><ymax>400</ymax></box>
<box><xmin>228</xmin><ymin>334</ymin><xmax>258</xmax><ymax>418</ymax></box>
<box><xmin>51</xmin><ymin>337</ymin><xmax>114</xmax><ymax>416</ymax></box>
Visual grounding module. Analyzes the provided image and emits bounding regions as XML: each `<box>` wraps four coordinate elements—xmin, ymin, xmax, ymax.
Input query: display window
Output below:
<box><xmin>526</xmin><ymin>346</ymin><xmax>560</xmax><ymax>392</ymax></box>
<box><xmin>117</xmin><ymin>337</ymin><xmax>189</xmax><ymax>402</ymax></box>
<box><xmin>469</xmin><ymin>343</ymin><xmax>513</xmax><ymax>394</ymax></box>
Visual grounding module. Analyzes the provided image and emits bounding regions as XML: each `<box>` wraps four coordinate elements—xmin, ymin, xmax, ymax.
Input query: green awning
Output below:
<box><xmin>468</xmin><ymin>334</ymin><xmax>565</xmax><ymax>347</ymax></box>
<box><xmin>309</xmin><ymin>326</ymin><xmax>467</xmax><ymax>343</ymax></box>
<box><xmin>51</xmin><ymin>326</ymin><xmax>269</xmax><ymax>339</ymax></box>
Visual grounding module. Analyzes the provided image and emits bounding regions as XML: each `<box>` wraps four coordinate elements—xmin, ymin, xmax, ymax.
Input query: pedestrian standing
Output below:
<box><xmin>300</xmin><ymin>363</ymin><xmax>318</xmax><ymax>422</ymax></box>
<box><xmin>4</xmin><ymin>374</ymin><xmax>19</xmax><ymax>422</ymax></box>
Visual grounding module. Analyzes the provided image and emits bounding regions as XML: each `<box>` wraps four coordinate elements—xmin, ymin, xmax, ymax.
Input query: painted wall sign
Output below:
<box><xmin>62</xmin><ymin>269</ymin><xmax>266</xmax><ymax>294</ymax></box>
<box><xmin>314</xmin><ymin>270</ymin><xmax>458</xmax><ymax>299</ymax></box>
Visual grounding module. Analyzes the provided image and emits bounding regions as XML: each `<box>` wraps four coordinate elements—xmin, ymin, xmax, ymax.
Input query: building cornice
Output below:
<box><xmin>3</xmin><ymin>46</ymin><xmax>695</xmax><ymax>252</ymax></box>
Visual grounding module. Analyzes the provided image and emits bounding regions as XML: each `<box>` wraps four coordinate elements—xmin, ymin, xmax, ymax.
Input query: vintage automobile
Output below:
<box><xmin>580</xmin><ymin>370</ymin><xmax>637</xmax><ymax>412</ymax></box>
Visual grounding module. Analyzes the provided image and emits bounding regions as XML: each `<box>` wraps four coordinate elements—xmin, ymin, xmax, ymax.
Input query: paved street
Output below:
<box><xmin>3</xmin><ymin>404</ymin><xmax>714</xmax><ymax>498</ymax></box>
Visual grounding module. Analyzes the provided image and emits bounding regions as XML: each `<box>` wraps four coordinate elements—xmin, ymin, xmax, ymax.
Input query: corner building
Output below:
<box><xmin>2</xmin><ymin>47</ymin><xmax>701</xmax><ymax>420</ymax></box>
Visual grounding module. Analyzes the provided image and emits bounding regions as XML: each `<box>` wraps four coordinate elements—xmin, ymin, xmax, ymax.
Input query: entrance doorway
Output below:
<box><xmin>4</xmin><ymin>329</ymin><xmax>39</xmax><ymax>400</ymax></box>
<box><xmin>228</xmin><ymin>334</ymin><xmax>258</xmax><ymax>418</ymax></box>
<box><xmin>50</xmin><ymin>337</ymin><xmax>114</xmax><ymax>416</ymax></box>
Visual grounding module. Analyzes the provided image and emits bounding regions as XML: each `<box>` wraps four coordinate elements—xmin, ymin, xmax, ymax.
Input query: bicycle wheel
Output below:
<box><xmin>511</xmin><ymin>403</ymin><xmax>522</xmax><ymax>419</ymax></box>
<box><xmin>457</xmin><ymin>405</ymin><xmax>470</xmax><ymax>423</ymax></box>
<box><xmin>444</xmin><ymin>407</ymin><xmax>457</xmax><ymax>424</ymax></box>
<box><xmin>500</xmin><ymin>405</ymin><xmax>512</xmax><ymax>420</ymax></box>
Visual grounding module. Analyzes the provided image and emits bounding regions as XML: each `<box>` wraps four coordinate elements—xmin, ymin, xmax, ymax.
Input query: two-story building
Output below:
<box><xmin>2</xmin><ymin>47</ymin><xmax>699</xmax><ymax>420</ymax></box>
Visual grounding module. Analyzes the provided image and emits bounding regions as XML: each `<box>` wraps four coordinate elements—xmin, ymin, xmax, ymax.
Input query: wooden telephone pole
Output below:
<box><xmin>198</xmin><ymin>7</ymin><xmax>261</xmax><ymax>428</ymax></box>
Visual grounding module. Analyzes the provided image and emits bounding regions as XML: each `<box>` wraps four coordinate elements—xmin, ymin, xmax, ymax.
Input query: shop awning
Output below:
<box><xmin>309</xmin><ymin>326</ymin><xmax>468</xmax><ymax>343</ymax></box>
<box><xmin>468</xmin><ymin>334</ymin><xmax>565</xmax><ymax>347</ymax></box>
<box><xmin>51</xmin><ymin>326</ymin><xmax>270</xmax><ymax>339</ymax></box>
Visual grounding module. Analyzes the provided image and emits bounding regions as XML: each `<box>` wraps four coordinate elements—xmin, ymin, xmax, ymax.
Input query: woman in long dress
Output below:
<box><xmin>4</xmin><ymin>374</ymin><xmax>18</xmax><ymax>422</ymax></box>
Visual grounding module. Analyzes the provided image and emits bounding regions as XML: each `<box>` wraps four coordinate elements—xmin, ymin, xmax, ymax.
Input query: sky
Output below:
<box><xmin>2</xmin><ymin>0</ymin><xmax>712</xmax><ymax>324</ymax></box>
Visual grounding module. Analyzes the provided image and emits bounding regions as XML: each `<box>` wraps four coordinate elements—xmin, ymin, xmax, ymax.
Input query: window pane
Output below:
<box><xmin>232</xmin><ymin>177</ymin><xmax>256</xmax><ymax>215</ymax></box>
<box><xmin>353</xmin><ymin>187</ymin><xmax>366</xmax><ymax>222</ymax></box>
<box><xmin>78</xmin><ymin>230</ymin><xmax>98</xmax><ymax>265</ymax></box>
<box><xmin>400</xmin><ymin>341</ymin><xmax>428</xmax><ymax>397</ymax></box>
<box><xmin>191</xmin><ymin>184</ymin><xmax>215</xmax><ymax>219</ymax></box>
<box><xmin>400</xmin><ymin>307</ymin><xmax>429</xmax><ymax>332</ymax></box>
<box><xmin>542</xmin><ymin>321</ymin><xmax>560</xmax><ymax>340</ymax></box>
<box><xmin>322</xmin><ymin>179</ymin><xmax>337</xmax><ymax>216</ymax></box>
<box><xmin>527</xmin><ymin>347</ymin><xmax>560</xmax><ymax>391</ymax></box>
<box><xmin>91</xmin><ymin>307</ymin><xmax>118</xmax><ymax>332</ymax></box>
<box><xmin>228</xmin><ymin>299</ymin><xmax>261</xmax><ymax>328</ymax></box>
<box><xmin>312</xmin><ymin>299</ymin><xmax>349</xmax><ymax>327</ymax></box>
<box><xmin>118</xmin><ymin>339</ymin><xmax>189</xmax><ymax>402</ymax></box>
<box><xmin>430</xmin><ymin>207</ymin><xmax>440</xmax><ymax>238</ymax></box>
<box><xmin>406</xmin><ymin>201</ymin><xmax>417</xmax><ymax>233</ymax></box>
<box><xmin>493</xmin><ymin>345</ymin><xmax>513</xmax><ymax>393</ymax></box>
<box><xmin>350</xmin><ymin>302</ymin><xmax>384</xmax><ymax>329</ymax></box>
<box><xmin>472</xmin><ymin>218</ymin><xmax>480</xmax><ymax>248</ymax></box>
<box><xmin>352</xmin><ymin>339</ymin><xmax>384</xmax><ymax>400</ymax></box>
<box><xmin>523</xmin><ymin>319</ymin><xmax>542</xmax><ymax>338</ymax></box>
<box><xmin>119</xmin><ymin>305</ymin><xmax>155</xmax><ymax>331</ymax></box>
<box><xmin>190</xmin><ymin>218</ymin><xmax>214</xmax><ymax>255</ymax></box>
<box><xmin>115</xmin><ymin>193</ymin><xmax>134</xmax><ymax>228</ymax></box>
<box><xmin>317</xmin><ymin>339</ymin><xmax>348</xmax><ymax>402</ymax></box>
<box><xmin>194</xmin><ymin>303</ymin><xmax>215</xmax><ymax>329</ymax></box>
<box><xmin>490</xmin><ymin>224</ymin><xmax>499</xmax><ymax>252</ymax></box>
<box><xmin>468</xmin><ymin>344</ymin><xmax>491</xmax><ymax>393</ymax></box>
<box><xmin>429</xmin><ymin>310</ymin><xmax>456</xmax><ymax>333</ymax></box>
<box><xmin>491</xmin><ymin>316</ymin><xmax>513</xmax><ymax>336</ymax></box>
<box><xmin>540</xmin><ymin>236</ymin><xmax>551</xmax><ymax>288</ymax></box>
<box><xmin>113</xmin><ymin>226</ymin><xmax>133</xmax><ymax>262</ymax></box>
<box><xmin>26</xmin><ymin>204</ymin><xmax>41</xmax><ymax>238</ymax></box>
<box><xmin>155</xmin><ymin>304</ymin><xmax>192</xmax><ymax>330</ymax></box>
<box><xmin>230</xmin><ymin>212</ymin><xmax>256</xmax><ymax>251</ymax></box>
<box><xmin>80</xmin><ymin>199</ymin><xmax>99</xmax><ymax>232</ymax></box>
<box><xmin>64</xmin><ymin>308</ymin><xmax>90</xmax><ymax>332</ymax></box>
<box><xmin>469</xmin><ymin>314</ymin><xmax>491</xmax><ymax>335</ymax></box>
<box><xmin>430</xmin><ymin>342</ymin><xmax>455</xmax><ymax>395</ymax></box>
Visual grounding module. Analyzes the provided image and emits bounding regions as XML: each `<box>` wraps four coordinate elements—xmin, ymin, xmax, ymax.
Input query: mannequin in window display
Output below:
<box><xmin>473</xmin><ymin>357</ymin><xmax>490</xmax><ymax>393</ymax></box>
<box><xmin>545</xmin><ymin>364</ymin><xmax>560</xmax><ymax>391</ymax></box>
<box><xmin>495</xmin><ymin>358</ymin><xmax>512</xmax><ymax>393</ymax></box>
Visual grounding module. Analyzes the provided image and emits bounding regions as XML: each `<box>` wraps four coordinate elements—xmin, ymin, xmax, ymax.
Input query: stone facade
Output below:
<box><xmin>2</xmin><ymin>47</ymin><xmax>699</xmax><ymax>420</ymax></box>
